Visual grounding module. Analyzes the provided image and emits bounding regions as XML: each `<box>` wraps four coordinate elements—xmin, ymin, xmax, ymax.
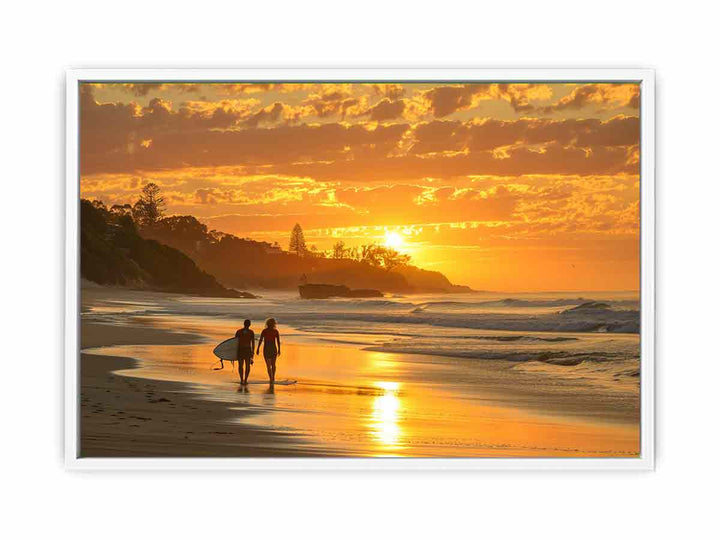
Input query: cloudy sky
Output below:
<box><xmin>80</xmin><ymin>81</ymin><xmax>640</xmax><ymax>292</ymax></box>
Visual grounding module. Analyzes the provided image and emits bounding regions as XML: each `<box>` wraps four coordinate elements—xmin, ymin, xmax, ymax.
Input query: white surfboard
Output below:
<box><xmin>213</xmin><ymin>337</ymin><xmax>243</xmax><ymax>360</ymax></box>
<box><xmin>214</xmin><ymin>336</ymin><xmax>257</xmax><ymax>361</ymax></box>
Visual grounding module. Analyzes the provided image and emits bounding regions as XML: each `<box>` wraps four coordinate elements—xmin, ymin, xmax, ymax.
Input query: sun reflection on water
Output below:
<box><xmin>370</xmin><ymin>381</ymin><xmax>403</xmax><ymax>452</ymax></box>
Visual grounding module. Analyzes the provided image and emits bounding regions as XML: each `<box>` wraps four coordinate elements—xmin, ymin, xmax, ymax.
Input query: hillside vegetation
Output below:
<box><xmin>140</xmin><ymin>214</ymin><xmax>471</xmax><ymax>293</ymax></box>
<box><xmin>80</xmin><ymin>200</ymin><xmax>246</xmax><ymax>298</ymax></box>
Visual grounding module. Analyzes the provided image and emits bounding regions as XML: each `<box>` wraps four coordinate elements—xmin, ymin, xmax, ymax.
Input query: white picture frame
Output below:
<box><xmin>65</xmin><ymin>68</ymin><xmax>655</xmax><ymax>470</ymax></box>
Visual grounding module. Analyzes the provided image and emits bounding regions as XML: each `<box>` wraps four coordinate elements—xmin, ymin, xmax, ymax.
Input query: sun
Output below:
<box><xmin>384</xmin><ymin>231</ymin><xmax>405</xmax><ymax>251</ymax></box>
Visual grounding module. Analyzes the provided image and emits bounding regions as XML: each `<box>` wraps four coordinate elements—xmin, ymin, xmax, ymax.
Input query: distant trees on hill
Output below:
<box><xmin>85</xmin><ymin>184</ymin><xmax>468</xmax><ymax>293</ymax></box>
<box><xmin>377</xmin><ymin>246</ymin><xmax>412</xmax><ymax>271</ymax></box>
<box><xmin>332</xmin><ymin>241</ymin><xmax>347</xmax><ymax>259</ymax></box>
<box><xmin>330</xmin><ymin>239</ymin><xmax>410</xmax><ymax>270</ymax></box>
<box><xmin>141</xmin><ymin>211</ymin><xmax>449</xmax><ymax>291</ymax></box>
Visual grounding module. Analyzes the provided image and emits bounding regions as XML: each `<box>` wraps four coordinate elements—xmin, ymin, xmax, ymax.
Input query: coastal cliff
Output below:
<box><xmin>80</xmin><ymin>200</ymin><xmax>253</xmax><ymax>298</ymax></box>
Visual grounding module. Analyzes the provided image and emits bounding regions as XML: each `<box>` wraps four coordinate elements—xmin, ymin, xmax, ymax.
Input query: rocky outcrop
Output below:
<box><xmin>298</xmin><ymin>284</ymin><xmax>383</xmax><ymax>299</ymax></box>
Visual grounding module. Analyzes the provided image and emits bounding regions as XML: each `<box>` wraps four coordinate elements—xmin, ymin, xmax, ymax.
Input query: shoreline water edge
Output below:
<box><xmin>79</xmin><ymin>286</ymin><xmax>640</xmax><ymax>458</ymax></box>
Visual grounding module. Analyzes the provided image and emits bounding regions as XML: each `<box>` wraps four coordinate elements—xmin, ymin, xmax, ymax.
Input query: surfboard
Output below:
<box><xmin>213</xmin><ymin>337</ymin><xmax>249</xmax><ymax>360</ymax></box>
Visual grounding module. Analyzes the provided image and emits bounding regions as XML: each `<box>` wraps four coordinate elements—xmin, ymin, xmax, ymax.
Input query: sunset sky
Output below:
<box><xmin>80</xmin><ymin>81</ymin><xmax>640</xmax><ymax>292</ymax></box>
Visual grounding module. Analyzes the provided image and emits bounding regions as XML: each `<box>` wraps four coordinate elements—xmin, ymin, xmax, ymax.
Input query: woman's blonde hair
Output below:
<box><xmin>265</xmin><ymin>318</ymin><xmax>277</xmax><ymax>329</ymax></box>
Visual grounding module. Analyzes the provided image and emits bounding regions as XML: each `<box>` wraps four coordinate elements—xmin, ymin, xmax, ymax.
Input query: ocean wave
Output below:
<box><xmin>477</xmin><ymin>297</ymin><xmax>591</xmax><ymax>308</ymax></box>
<box><xmin>82</xmin><ymin>292</ymin><xmax>640</xmax><ymax>335</ymax></box>
<box><xmin>290</xmin><ymin>308</ymin><xmax>640</xmax><ymax>334</ymax></box>
<box><xmin>365</xmin><ymin>341</ymin><xmax>631</xmax><ymax>364</ymax></box>
<box><xmin>408</xmin><ymin>297</ymin><xmax>638</xmax><ymax>314</ymax></box>
<box><xmin>152</xmin><ymin>306</ymin><xmax>640</xmax><ymax>335</ymax></box>
<box><xmin>475</xmin><ymin>335</ymin><xmax>578</xmax><ymax>342</ymax></box>
<box><xmin>346</xmin><ymin>299</ymin><xmax>409</xmax><ymax>307</ymax></box>
<box><xmin>413</xmin><ymin>297</ymin><xmax>590</xmax><ymax>309</ymax></box>
<box><xmin>512</xmin><ymin>355</ymin><xmax>641</xmax><ymax>388</ymax></box>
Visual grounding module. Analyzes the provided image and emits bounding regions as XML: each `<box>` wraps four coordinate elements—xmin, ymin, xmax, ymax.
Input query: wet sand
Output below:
<box><xmin>80</xmin><ymin>323</ymin><xmax>324</xmax><ymax>457</ymax></box>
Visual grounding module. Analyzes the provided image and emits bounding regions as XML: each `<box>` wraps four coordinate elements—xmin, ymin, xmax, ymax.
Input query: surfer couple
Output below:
<box><xmin>235</xmin><ymin>318</ymin><xmax>281</xmax><ymax>387</ymax></box>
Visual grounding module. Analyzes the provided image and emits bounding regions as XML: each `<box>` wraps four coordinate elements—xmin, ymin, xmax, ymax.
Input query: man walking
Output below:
<box><xmin>235</xmin><ymin>319</ymin><xmax>255</xmax><ymax>385</ymax></box>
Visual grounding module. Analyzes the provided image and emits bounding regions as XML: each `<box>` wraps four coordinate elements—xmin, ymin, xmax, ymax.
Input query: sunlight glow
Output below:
<box><xmin>375</xmin><ymin>381</ymin><xmax>400</xmax><ymax>392</ymax></box>
<box><xmin>370</xmin><ymin>381</ymin><xmax>403</xmax><ymax>450</ymax></box>
<box><xmin>384</xmin><ymin>231</ymin><xmax>405</xmax><ymax>251</ymax></box>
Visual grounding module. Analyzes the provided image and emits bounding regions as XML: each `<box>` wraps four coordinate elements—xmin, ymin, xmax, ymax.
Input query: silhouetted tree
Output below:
<box><xmin>360</xmin><ymin>243</ymin><xmax>383</xmax><ymax>267</ymax></box>
<box><xmin>110</xmin><ymin>203</ymin><xmax>133</xmax><ymax>217</ymax></box>
<box><xmin>289</xmin><ymin>223</ymin><xmax>307</xmax><ymax>256</ymax></box>
<box><xmin>357</xmin><ymin>243</ymin><xmax>411</xmax><ymax>270</ymax></box>
<box><xmin>133</xmin><ymin>182</ymin><xmax>166</xmax><ymax>226</ymax></box>
<box><xmin>307</xmin><ymin>245</ymin><xmax>327</xmax><ymax>258</ymax></box>
<box><xmin>142</xmin><ymin>215</ymin><xmax>209</xmax><ymax>254</ymax></box>
<box><xmin>332</xmin><ymin>241</ymin><xmax>347</xmax><ymax>259</ymax></box>
<box><xmin>380</xmin><ymin>247</ymin><xmax>411</xmax><ymax>271</ymax></box>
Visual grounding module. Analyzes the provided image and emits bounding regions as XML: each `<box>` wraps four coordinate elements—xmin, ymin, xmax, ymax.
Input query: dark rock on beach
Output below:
<box><xmin>298</xmin><ymin>283</ymin><xmax>383</xmax><ymax>299</ymax></box>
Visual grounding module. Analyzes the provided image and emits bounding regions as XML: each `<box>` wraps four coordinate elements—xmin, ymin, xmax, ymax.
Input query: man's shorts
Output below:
<box><xmin>237</xmin><ymin>347</ymin><xmax>254</xmax><ymax>363</ymax></box>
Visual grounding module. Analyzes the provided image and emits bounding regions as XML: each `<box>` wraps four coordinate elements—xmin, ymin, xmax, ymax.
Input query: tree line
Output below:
<box><xmin>104</xmin><ymin>182</ymin><xmax>167</xmax><ymax>226</ymax></box>
<box><xmin>289</xmin><ymin>223</ymin><xmax>411</xmax><ymax>271</ymax></box>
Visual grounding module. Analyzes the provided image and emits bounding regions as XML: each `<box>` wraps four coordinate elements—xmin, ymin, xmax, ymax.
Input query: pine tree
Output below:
<box><xmin>289</xmin><ymin>223</ymin><xmax>307</xmax><ymax>256</ymax></box>
<box><xmin>133</xmin><ymin>182</ymin><xmax>166</xmax><ymax>226</ymax></box>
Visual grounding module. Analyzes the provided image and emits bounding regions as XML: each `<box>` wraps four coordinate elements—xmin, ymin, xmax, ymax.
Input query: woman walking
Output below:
<box><xmin>257</xmin><ymin>318</ymin><xmax>281</xmax><ymax>387</ymax></box>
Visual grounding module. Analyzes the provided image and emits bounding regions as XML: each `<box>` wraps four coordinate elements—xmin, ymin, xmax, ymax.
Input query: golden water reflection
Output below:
<box><xmin>370</xmin><ymin>381</ymin><xmax>403</xmax><ymax>451</ymax></box>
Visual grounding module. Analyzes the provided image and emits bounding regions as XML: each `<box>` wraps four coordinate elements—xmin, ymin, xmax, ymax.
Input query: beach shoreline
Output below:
<box><xmin>80</xmin><ymin>322</ymin><xmax>327</xmax><ymax>457</ymax></box>
<box><xmin>79</xmin><ymin>286</ymin><xmax>640</xmax><ymax>458</ymax></box>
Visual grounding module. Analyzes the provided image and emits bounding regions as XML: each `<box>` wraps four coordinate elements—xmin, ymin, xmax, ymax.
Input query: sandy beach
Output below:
<box><xmin>79</xmin><ymin>287</ymin><xmax>640</xmax><ymax>458</ymax></box>
<box><xmin>80</xmin><ymin>323</ymin><xmax>324</xmax><ymax>457</ymax></box>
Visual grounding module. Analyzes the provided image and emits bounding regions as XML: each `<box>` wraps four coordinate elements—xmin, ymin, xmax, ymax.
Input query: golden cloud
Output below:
<box><xmin>420</xmin><ymin>83</ymin><xmax>555</xmax><ymax>117</ymax></box>
<box><xmin>539</xmin><ymin>84</ymin><xmax>639</xmax><ymax>113</ymax></box>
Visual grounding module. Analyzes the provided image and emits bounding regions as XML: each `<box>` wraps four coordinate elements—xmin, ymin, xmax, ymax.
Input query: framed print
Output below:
<box><xmin>65</xmin><ymin>69</ymin><xmax>654</xmax><ymax>470</ymax></box>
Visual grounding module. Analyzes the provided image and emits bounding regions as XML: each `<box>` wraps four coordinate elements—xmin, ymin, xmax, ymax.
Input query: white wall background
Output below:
<box><xmin>1</xmin><ymin>1</ymin><xmax>716</xmax><ymax>538</ymax></box>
